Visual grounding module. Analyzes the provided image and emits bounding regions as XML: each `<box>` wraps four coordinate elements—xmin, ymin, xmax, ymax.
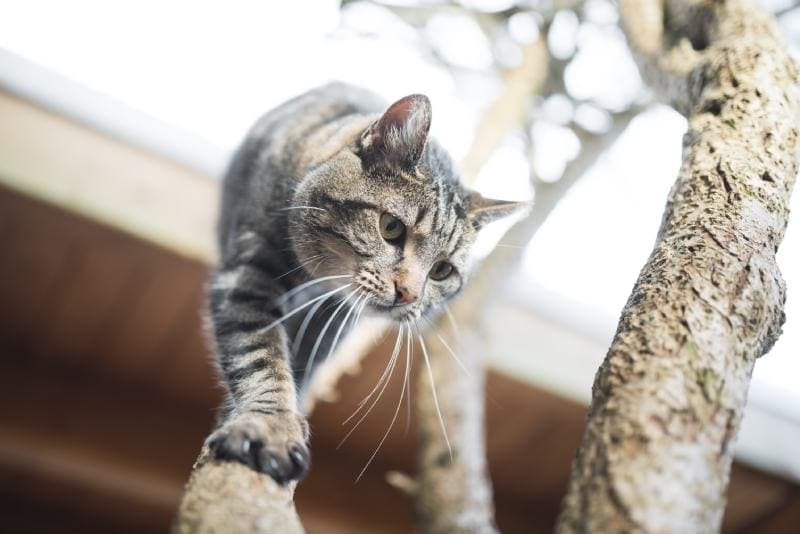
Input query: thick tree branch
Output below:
<box><xmin>173</xmin><ymin>448</ymin><xmax>302</xmax><ymax>533</ymax></box>
<box><xmin>557</xmin><ymin>0</ymin><xmax>800</xmax><ymax>531</ymax></box>
<box><xmin>619</xmin><ymin>0</ymin><xmax>703</xmax><ymax>116</ymax></box>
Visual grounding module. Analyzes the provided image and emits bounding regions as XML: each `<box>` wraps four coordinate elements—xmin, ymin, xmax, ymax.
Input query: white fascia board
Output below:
<box><xmin>0</xmin><ymin>48</ymin><xmax>229</xmax><ymax>179</ymax></box>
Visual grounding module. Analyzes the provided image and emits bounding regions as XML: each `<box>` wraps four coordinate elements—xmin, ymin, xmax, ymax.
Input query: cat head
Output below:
<box><xmin>291</xmin><ymin>93</ymin><xmax>528</xmax><ymax>321</ymax></box>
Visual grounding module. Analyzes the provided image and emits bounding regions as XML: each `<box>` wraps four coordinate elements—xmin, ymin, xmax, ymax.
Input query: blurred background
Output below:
<box><xmin>1</xmin><ymin>0</ymin><xmax>799</xmax><ymax>532</ymax></box>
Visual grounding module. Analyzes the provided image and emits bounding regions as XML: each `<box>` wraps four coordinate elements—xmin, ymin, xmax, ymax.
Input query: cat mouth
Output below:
<box><xmin>370</xmin><ymin>302</ymin><xmax>420</xmax><ymax>321</ymax></box>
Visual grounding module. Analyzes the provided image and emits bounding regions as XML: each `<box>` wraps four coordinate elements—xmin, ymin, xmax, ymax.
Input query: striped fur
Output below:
<box><xmin>206</xmin><ymin>82</ymin><xmax>526</xmax><ymax>483</ymax></box>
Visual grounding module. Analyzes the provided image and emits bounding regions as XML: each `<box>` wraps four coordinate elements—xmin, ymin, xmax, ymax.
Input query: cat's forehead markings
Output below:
<box><xmin>443</xmin><ymin>214</ymin><xmax>458</xmax><ymax>242</ymax></box>
<box><xmin>415</xmin><ymin>205</ymin><xmax>429</xmax><ymax>226</ymax></box>
<box><xmin>446</xmin><ymin>227</ymin><xmax>465</xmax><ymax>257</ymax></box>
<box><xmin>438</xmin><ymin>208</ymin><xmax>464</xmax><ymax>255</ymax></box>
<box><xmin>404</xmin><ymin>233</ymin><xmax>430</xmax><ymax>265</ymax></box>
<box><xmin>411</xmin><ymin>233</ymin><xmax>430</xmax><ymax>254</ymax></box>
<box><xmin>412</xmin><ymin>203</ymin><xmax>436</xmax><ymax>233</ymax></box>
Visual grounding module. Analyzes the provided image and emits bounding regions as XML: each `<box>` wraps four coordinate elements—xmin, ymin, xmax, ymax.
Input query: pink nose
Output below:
<box><xmin>394</xmin><ymin>281</ymin><xmax>418</xmax><ymax>304</ymax></box>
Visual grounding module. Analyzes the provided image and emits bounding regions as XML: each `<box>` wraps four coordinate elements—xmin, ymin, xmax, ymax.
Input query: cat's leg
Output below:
<box><xmin>205</xmin><ymin>265</ymin><xmax>311</xmax><ymax>484</ymax></box>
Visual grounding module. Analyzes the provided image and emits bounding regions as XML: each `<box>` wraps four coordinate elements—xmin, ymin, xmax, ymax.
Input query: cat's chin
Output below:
<box><xmin>370</xmin><ymin>302</ymin><xmax>422</xmax><ymax>322</ymax></box>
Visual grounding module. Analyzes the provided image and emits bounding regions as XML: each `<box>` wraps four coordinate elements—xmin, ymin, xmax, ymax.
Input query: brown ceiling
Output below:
<box><xmin>1</xmin><ymin>184</ymin><xmax>798</xmax><ymax>533</ymax></box>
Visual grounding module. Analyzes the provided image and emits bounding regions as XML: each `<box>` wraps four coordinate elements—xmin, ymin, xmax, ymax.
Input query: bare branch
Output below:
<box><xmin>774</xmin><ymin>1</ymin><xmax>800</xmax><ymax>18</ymax></box>
<box><xmin>460</xmin><ymin>37</ymin><xmax>549</xmax><ymax>184</ymax></box>
<box><xmin>173</xmin><ymin>448</ymin><xmax>303</xmax><ymax>533</ymax></box>
<box><xmin>557</xmin><ymin>0</ymin><xmax>800</xmax><ymax>530</ymax></box>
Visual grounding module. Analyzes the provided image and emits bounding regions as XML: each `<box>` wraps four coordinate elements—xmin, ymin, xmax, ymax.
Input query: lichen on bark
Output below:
<box><xmin>557</xmin><ymin>0</ymin><xmax>799</xmax><ymax>532</ymax></box>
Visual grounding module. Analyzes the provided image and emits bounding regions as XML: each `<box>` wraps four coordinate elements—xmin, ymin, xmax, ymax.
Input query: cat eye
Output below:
<box><xmin>379</xmin><ymin>213</ymin><xmax>405</xmax><ymax>241</ymax></box>
<box><xmin>429</xmin><ymin>261</ymin><xmax>454</xmax><ymax>281</ymax></box>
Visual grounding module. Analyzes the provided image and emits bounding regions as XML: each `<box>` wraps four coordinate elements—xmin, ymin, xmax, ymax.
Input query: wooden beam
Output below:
<box><xmin>0</xmin><ymin>90</ymin><xmax>218</xmax><ymax>263</ymax></box>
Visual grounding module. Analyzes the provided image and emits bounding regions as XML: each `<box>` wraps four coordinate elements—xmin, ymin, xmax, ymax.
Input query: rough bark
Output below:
<box><xmin>557</xmin><ymin>1</ymin><xmax>799</xmax><ymax>532</ymax></box>
<box><xmin>173</xmin><ymin>448</ymin><xmax>302</xmax><ymax>533</ymax></box>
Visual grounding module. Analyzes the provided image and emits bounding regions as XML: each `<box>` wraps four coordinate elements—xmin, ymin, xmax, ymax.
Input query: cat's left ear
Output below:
<box><xmin>466</xmin><ymin>191</ymin><xmax>531</xmax><ymax>230</ymax></box>
<box><xmin>359</xmin><ymin>94</ymin><xmax>432</xmax><ymax>170</ymax></box>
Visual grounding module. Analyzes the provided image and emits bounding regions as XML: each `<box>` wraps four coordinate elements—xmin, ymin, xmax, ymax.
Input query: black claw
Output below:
<box><xmin>289</xmin><ymin>446</ymin><xmax>310</xmax><ymax>479</ymax></box>
<box><xmin>268</xmin><ymin>457</ymin><xmax>281</xmax><ymax>476</ymax></box>
<box><xmin>208</xmin><ymin>435</ymin><xmax>223</xmax><ymax>451</ymax></box>
<box><xmin>258</xmin><ymin>449</ymin><xmax>284</xmax><ymax>484</ymax></box>
<box><xmin>208</xmin><ymin>430</ymin><xmax>310</xmax><ymax>484</ymax></box>
<box><xmin>246</xmin><ymin>439</ymin><xmax>263</xmax><ymax>471</ymax></box>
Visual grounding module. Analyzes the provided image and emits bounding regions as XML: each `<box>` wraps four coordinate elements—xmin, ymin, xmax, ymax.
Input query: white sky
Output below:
<box><xmin>1</xmin><ymin>0</ymin><xmax>798</xmax><ymax>419</ymax></box>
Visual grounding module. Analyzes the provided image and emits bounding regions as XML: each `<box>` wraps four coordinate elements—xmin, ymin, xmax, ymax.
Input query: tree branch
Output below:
<box><xmin>459</xmin><ymin>38</ymin><xmax>549</xmax><ymax>184</ymax></box>
<box><xmin>557</xmin><ymin>0</ymin><xmax>800</xmax><ymax>531</ymax></box>
<box><xmin>173</xmin><ymin>448</ymin><xmax>303</xmax><ymax>533</ymax></box>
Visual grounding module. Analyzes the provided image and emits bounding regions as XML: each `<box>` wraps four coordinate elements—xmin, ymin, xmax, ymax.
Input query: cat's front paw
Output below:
<box><xmin>206</xmin><ymin>411</ymin><xmax>310</xmax><ymax>484</ymax></box>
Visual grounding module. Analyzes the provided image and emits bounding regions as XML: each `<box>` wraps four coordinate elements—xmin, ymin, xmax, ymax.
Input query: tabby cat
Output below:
<box><xmin>206</xmin><ymin>82</ymin><xmax>526</xmax><ymax>484</ymax></box>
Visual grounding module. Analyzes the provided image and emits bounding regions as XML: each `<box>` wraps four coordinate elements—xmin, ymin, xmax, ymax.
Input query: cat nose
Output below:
<box><xmin>394</xmin><ymin>281</ymin><xmax>418</xmax><ymax>305</ymax></box>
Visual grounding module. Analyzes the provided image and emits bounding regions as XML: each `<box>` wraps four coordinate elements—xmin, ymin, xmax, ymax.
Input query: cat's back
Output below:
<box><xmin>219</xmin><ymin>83</ymin><xmax>385</xmax><ymax>253</ymax></box>
<box><xmin>259</xmin><ymin>82</ymin><xmax>386</xmax><ymax>140</ymax></box>
<box><xmin>232</xmin><ymin>82</ymin><xmax>385</xmax><ymax>173</ymax></box>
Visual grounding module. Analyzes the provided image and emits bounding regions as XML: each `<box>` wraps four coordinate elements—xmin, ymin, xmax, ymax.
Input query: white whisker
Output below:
<box><xmin>274</xmin><ymin>254</ymin><xmax>325</xmax><ymax>280</ymax></box>
<box><xmin>421</xmin><ymin>316</ymin><xmax>471</xmax><ymax>377</ymax></box>
<box><xmin>302</xmin><ymin>287</ymin><xmax>360</xmax><ymax>390</ymax></box>
<box><xmin>356</xmin><ymin>319</ymin><xmax>412</xmax><ymax>482</ymax></box>
<box><xmin>291</xmin><ymin>293</ymin><xmax>329</xmax><ymax>355</ymax></box>
<box><xmin>352</xmin><ymin>293</ymin><xmax>371</xmax><ymax>327</ymax></box>
<box><xmin>259</xmin><ymin>283</ymin><xmax>350</xmax><ymax>335</ymax></box>
<box><xmin>320</xmin><ymin>291</ymin><xmax>367</xmax><ymax>373</ymax></box>
<box><xmin>346</xmin><ymin>320</ymin><xmax>400</xmax><ymax>416</ymax></box>
<box><xmin>415</xmin><ymin>322</ymin><xmax>452</xmax><ymax>461</ymax></box>
<box><xmin>349</xmin><ymin>295</ymin><xmax>371</xmax><ymax>341</ymax></box>
<box><xmin>443</xmin><ymin>304</ymin><xmax>460</xmax><ymax>337</ymax></box>
<box><xmin>338</xmin><ymin>323</ymin><xmax>404</xmax><ymax>443</ymax></box>
<box><xmin>275</xmin><ymin>274</ymin><xmax>351</xmax><ymax>305</ymax></box>
<box><xmin>403</xmin><ymin>320</ymin><xmax>413</xmax><ymax>436</ymax></box>
<box><xmin>308</xmin><ymin>256</ymin><xmax>327</xmax><ymax>277</ymax></box>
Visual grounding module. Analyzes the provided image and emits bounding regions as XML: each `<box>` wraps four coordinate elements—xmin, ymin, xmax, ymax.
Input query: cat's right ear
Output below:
<box><xmin>466</xmin><ymin>190</ymin><xmax>532</xmax><ymax>230</ymax></box>
<box><xmin>358</xmin><ymin>94</ymin><xmax>432</xmax><ymax>171</ymax></box>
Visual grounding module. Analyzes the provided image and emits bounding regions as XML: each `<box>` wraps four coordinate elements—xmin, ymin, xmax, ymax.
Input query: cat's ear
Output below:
<box><xmin>359</xmin><ymin>94</ymin><xmax>432</xmax><ymax>170</ymax></box>
<box><xmin>466</xmin><ymin>191</ymin><xmax>531</xmax><ymax>230</ymax></box>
